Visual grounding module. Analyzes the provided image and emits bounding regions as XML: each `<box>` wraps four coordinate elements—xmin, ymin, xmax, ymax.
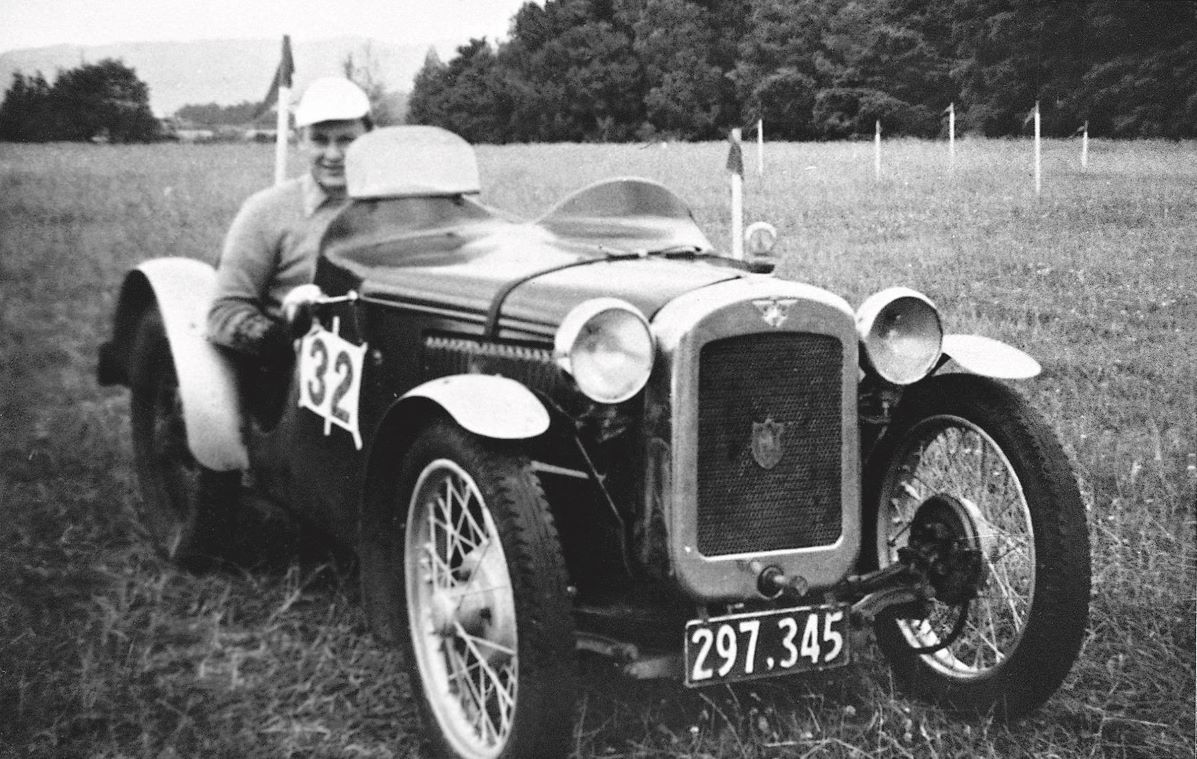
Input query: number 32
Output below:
<box><xmin>306</xmin><ymin>339</ymin><xmax>354</xmax><ymax>423</ymax></box>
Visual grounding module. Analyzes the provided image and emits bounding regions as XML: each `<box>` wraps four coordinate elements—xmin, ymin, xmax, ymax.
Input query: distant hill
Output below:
<box><xmin>0</xmin><ymin>37</ymin><xmax>452</xmax><ymax>116</ymax></box>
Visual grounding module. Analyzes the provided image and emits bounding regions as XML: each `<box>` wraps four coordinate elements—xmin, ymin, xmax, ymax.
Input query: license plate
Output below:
<box><xmin>684</xmin><ymin>604</ymin><xmax>851</xmax><ymax>686</ymax></box>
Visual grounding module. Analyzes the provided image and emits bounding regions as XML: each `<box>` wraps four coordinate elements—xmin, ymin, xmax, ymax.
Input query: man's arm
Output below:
<box><xmin>207</xmin><ymin>193</ymin><xmax>292</xmax><ymax>364</ymax></box>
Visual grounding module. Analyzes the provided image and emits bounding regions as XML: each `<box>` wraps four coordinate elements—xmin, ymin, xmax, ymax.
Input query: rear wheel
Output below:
<box><xmin>397</xmin><ymin>421</ymin><xmax>575</xmax><ymax>759</ymax></box>
<box><xmin>865</xmin><ymin>374</ymin><xmax>1090</xmax><ymax>718</ymax></box>
<box><xmin>129</xmin><ymin>307</ymin><xmax>238</xmax><ymax>567</ymax></box>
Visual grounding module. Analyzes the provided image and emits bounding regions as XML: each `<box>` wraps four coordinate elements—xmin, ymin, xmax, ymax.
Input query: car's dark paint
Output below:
<box><xmin>320</xmin><ymin>194</ymin><xmax>746</xmax><ymax>341</ymax></box>
<box><xmin>261</xmin><ymin>182</ymin><xmax>749</xmax><ymax>543</ymax></box>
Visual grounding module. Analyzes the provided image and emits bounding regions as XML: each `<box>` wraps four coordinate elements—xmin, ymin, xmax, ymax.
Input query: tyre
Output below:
<box><xmin>129</xmin><ymin>307</ymin><xmax>238</xmax><ymax>567</ymax></box>
<box><xmin>864</xmin><ymin>374</ymin><xmax>1090</xmax><ymax>718</ymax></box>
<box><xmin>397</xmin><ymin>421</ymin><xmax>576</xmax><ymax>759</ymax></box>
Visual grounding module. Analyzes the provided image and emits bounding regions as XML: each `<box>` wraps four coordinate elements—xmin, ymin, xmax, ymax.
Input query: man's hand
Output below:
<box><xmin>230</xmin><ymin>313</ymin><xmax>293</xmax><ymax>366</ymax></box>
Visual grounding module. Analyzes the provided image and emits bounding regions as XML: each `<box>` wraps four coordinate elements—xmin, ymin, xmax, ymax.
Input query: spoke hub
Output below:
<box><xmin>428</xmin><ymin>543</ymin><xmax>517</xmax><ymax>666</ymax></box>
<box><xmin>905</xmin><ymin>494</ymin><xmax>991</xmax><ymax>605</ymax></box>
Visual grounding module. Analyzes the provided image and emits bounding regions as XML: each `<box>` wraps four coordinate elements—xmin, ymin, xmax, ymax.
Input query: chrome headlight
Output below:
<box><xmin>555</xmin><ymin>298</ymin><xmax>654</xmax><ymax>403</ymax></box>
<box><xmin>856</xmin><ymin>287</ymin><xmax>943</xmax><ymax>385</ymax></box>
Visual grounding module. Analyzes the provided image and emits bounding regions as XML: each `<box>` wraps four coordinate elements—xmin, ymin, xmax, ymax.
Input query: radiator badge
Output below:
<box><xmin>751</xmin><ymin>417</ymin><xmax>787</xmax><ymax>470</ymax></box>
<box><xmin>753</xmin><ymin>297</ymin><xmax>798</xmax><ymax>328</ymax></box>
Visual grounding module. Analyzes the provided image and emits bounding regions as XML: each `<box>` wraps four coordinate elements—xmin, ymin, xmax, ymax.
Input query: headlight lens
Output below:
<box><xmin>856</xmin><ymin>287</ymin><xmax>943</xmax><ymax>385</ymax></box>
<box><xmin>555</xmin><ymin>298</ymin><xmax>654</xmax><ymax>403</ymax></box>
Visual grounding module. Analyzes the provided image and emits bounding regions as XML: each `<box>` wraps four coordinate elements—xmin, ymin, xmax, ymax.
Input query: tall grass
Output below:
<box><xmin>1</xmin><ymin>138</ymin><xmax>1193</xmax><ymax>758</ymax></box>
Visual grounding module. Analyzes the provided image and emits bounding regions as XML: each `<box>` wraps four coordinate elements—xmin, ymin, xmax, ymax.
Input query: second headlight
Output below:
<box><xmin>555</xmin><ymin>298</ymin><xmax>655</xmax><ymax>403</ymax></box>
<box><xmin>856</xmin><ymin>287</ymin><xmax>943</xmax><ymax>385</ymax></box>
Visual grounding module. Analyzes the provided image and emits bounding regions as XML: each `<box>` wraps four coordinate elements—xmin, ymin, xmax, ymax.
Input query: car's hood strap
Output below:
<box><xmin>483</xmin><ymin>255</ymin><xmax>616</xmax><ymax>339</ymax></box>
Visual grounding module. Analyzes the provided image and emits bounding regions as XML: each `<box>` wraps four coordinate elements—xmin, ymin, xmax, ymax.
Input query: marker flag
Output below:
<box><xmin>255</xmin><ymin>35</ymin><xmax>295</xmax><ymax>119</ymax></box>
<box><xmin>726</xmin><ymin>131</ymin><xmax>744</xmax><ymax>177</ymax></box>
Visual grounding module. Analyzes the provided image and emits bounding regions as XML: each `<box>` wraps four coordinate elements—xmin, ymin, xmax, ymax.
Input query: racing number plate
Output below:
<box><xmin>684</xmin><ymin>605</ymin><xmax>850</xmax><ymax>686</ymax></box>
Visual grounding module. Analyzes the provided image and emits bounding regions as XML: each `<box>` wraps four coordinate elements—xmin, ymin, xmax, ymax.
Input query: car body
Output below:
<box><xmin>99</xmin><ymin>127</ymin><xmax>1090</xmax><ymax>759</ymax></box>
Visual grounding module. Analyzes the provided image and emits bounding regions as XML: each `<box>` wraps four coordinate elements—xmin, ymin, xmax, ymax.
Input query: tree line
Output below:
<box><xmin>0</xmin><ymin>59</ymin><xmax>160</xmax><ymax>142</ymax></box>
<box><xmin>408</xmin><ymin>0</ymin><xmax>1196</xmax><ymax>143</ymax></box>
<box><xmin>173</xmin><ymin>101</ymin><xmax>265</xmax><ymax>126</ymax></box>
<box><xmin>0</xmin><ymin>52</ymin><xmax>407</xmax><ymax>142</ymax></box>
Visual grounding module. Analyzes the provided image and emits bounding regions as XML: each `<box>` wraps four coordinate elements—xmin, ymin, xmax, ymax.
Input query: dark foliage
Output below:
<box><xmin>407</xmin><ymin>0</ymin><xmax>1194</xmax><ymax>142</ymax></box>
<box><xmin>0</xmin><ymin>59</ymin><xmax>161</xmax><ymax>143</ymax></box>
<box><xmin>174</xmin><ymin>101</ymin><xmax>263</xmax><ymax>126</ymax></box>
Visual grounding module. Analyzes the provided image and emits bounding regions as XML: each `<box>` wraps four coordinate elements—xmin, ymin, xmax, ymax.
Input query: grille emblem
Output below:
<box><xmin>753</xmin><ymin>298</ymin><xmax>798</xmax><ymax>328</ymax></box>
<box><xmin>751</xmin><ymin>417</ymin><xmax>787</xmax><ymax>470</ymax></box>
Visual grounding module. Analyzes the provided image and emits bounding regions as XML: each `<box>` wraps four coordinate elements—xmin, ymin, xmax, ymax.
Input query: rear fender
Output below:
<box><xmin>939</xmin><ymin>334</ymin><xmax>1041</xmax><ymax>380</ymax></box>
<box><xmin>105</xmin><ymin>258</ymin><xmax>247</xmax><ymax>471</ymax></box>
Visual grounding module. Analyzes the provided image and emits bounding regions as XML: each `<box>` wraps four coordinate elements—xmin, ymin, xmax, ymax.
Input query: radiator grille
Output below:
<box><xmin>696</xmin><ymin>333</ymin><xmax>843</xmax><ymax>556</ymax></box>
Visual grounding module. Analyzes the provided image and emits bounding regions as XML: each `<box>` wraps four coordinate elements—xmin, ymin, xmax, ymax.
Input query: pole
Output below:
<box><xmin>757</xmin><ymin>118</ymin><xmax>764</xmax><ymax>176</ymax></box>
<box><xmin>874</xmin><ymin>120</ymin><xmax>881</xmax><ymax>180</ymax></box>
<box><xmin>1033</xmin><ymin>101</ymin><xmax>1041</xmax><ymax>196</ymax></box>
<box><xmin>269</xmin><ymin>34</ymin><xmax>294</xmax><ymax>186</ymax></box>
<box><xmin>948</xmin><ymin>102</ymin><xmax>955</xmax><ymax>168</ymax></box>
<box><xmin>274</xmin><ymin>84</ymin><xmax>290</xmax><ymax>185</ymax></box>
<box><xmin>730</xmin><ymin>128</ymin><xmax>744</xmax><ymax>261</ymax></box>
<box><xmin>1081</xmin><ymin>120</ymin><xmax>1089</xmax><ymax>169</ymax></box>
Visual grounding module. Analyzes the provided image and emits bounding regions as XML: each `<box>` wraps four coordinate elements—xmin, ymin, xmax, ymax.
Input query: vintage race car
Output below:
<box><xmin>98</xmin><ymin>126</ymin><xmax>1090</xmax><ymax>759</ymax></box>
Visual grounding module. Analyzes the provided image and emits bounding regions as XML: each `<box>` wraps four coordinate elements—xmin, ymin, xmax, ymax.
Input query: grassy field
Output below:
<box><xmin>0</xmin><ymin>137</ymin><xmax>1193</xmax><ymax>758</ymax></box>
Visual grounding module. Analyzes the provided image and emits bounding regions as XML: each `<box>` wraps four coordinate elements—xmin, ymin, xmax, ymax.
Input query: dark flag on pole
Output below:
<box><xmin>255</xmin><ymin>35</ymin><xmax>295</xmax><ymax>119</ymax></box>
<box><xmin>726</xmin><ymin>131</ymin><xmax>744</xmax><ymax>176</ymax></box>
<box><xmin>1023</xmin><ymin>102</ymin><xmax>1039</xmax><ymax>127</ymax></box>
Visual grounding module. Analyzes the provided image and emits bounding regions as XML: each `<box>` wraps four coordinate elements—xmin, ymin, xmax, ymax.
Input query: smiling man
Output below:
<box><xmin>207</xmin><ymin>77</ymin><xmax>371</xmax><ymax>363</ymax></box>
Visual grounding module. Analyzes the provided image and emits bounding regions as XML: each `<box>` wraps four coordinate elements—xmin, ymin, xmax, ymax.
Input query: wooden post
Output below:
<box><xmin>1033</xmin><ymin>101</ymin><xmax>1041</xmax><ymax>196</ymax></box>
<box><xmin>757</xmin><ymin>118</ymin><xmax>764</xmax><ymax>176</ymax></box>
<box><xmin>274</xmin><ymin>85</ymin><xmax>290</xmax><ymax>186</ymax></box>
<box><xmin>1081</xmin><ymin>120</ymin><xmax>1089</xmax><ymax>169</ymax></box>
<box><xmin>729</xmin><ymin>128</ymin><xmax>744</xmax><ymax>260</ymax></box>
<box><xmin>874</xmin><ymin>120</ymin><xmax>881</xmax><ymax>180</ymax></box>
<box><xmin>271</xmin><ymin>35</ymin><xmax>294</xmax><ymax>186</ymax></box>
<box><xmin>948</xmin><ymin>102</ymin><xmax>955</xmax><ymax>168</ymax></box>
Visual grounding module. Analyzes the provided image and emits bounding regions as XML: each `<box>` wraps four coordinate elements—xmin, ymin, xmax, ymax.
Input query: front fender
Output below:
<box><xmin>357</xmin><ymin>373</ymin><xmax>551</xmax><ymax>642</ymax></box>
<box><xmin>105</xmin><ymin>258</ymin><xmax>247</xmax><ymax>471</ymax></box>
<box><xmin>399</xmin><ymin>374</ymin><xmax>550</xmax><ymax>440</ymax></box>
<box><xmin>940</xmin><ymin>334</ymin><xmax>1041</xmax><ymax>380</ymax></box>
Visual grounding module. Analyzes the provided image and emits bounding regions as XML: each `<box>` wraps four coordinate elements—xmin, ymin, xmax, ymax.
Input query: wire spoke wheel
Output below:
<box><xmin>866</xmin><ymin>374</ymin><xmax>1090</xmax><ymax>718</ymax></box>
<box><xmin>406</xmin><ymin>459</ymin><xmax>519</xmax><ymax>757</ymax></box>
<box><xmin>880</xmin><ymin>417</ymin><xmax>1034</xmax><ymax>676</ymax></box>
<box><xmin>397</xmin><ymin>421</ymin><xmax>575</xmax><ymax>759</ymax></box>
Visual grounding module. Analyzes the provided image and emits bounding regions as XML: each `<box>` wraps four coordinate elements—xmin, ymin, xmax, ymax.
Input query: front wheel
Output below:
<box><xmin>865</xmin><ymin>374</ymin><xmax>1090</xmax><ymax>718</ymax></box>
<box><xmin>397</xmin><ymin>421</ymin><xmax>576</xmax><ymax>759</ymax></box>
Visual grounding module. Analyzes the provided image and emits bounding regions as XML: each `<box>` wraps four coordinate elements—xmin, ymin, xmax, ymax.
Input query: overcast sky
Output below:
<box><xmin>0</xmin><ymin>0</ymin><xmax>533</xmax><ymax>54</ymax></box>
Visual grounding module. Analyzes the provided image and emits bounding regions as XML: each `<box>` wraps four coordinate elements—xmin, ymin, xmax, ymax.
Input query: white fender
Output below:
<box><xmin>942</xmin><ymin>334</ymin><xmax>1041</xmax><ymax>380</ymax></box>
<box><xmin>401</xmin><ymin>374</ymin><xmax>550</xmax><ymax>440</ymax></box>
<box><xmin>136</xmin><ymin>258</ymin><xmax>248</xmax><ymax>470</ymax></box>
